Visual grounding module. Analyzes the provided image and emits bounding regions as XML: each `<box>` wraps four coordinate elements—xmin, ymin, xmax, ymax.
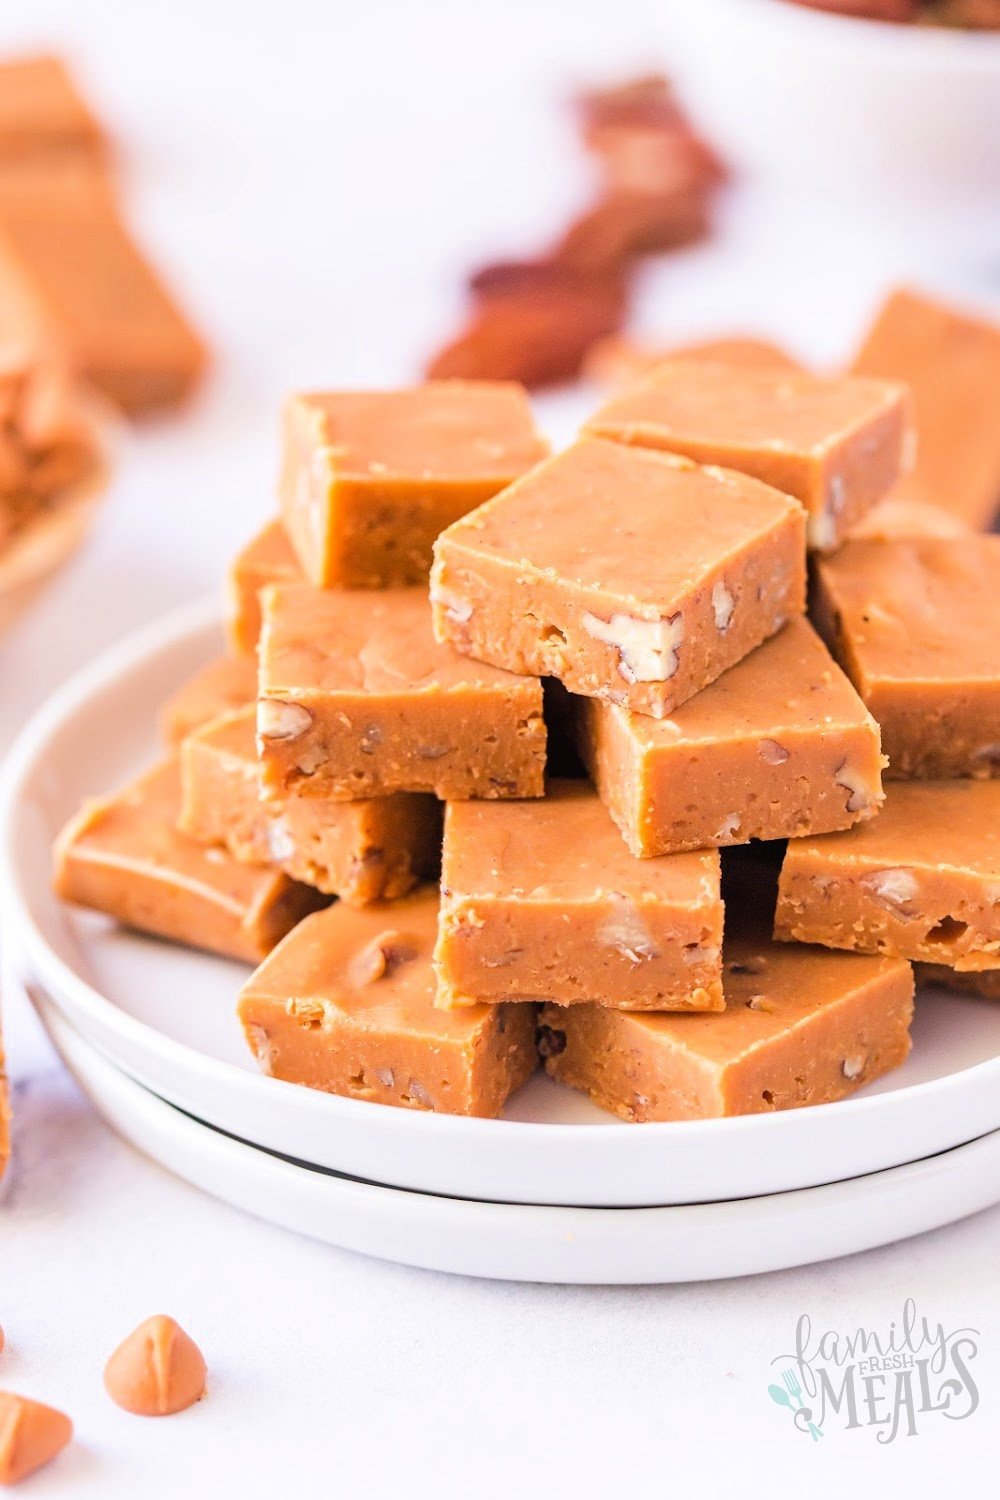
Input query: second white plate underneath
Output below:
<box><xmin>36</xmin><ymin>992</ymin><xmax>1000</xmax><ymax>1285</ymax></box>
<box><xmin>3</xmin><ymin>602</ymin><xmax>1000</xmax><ymax>1208</ymax></box>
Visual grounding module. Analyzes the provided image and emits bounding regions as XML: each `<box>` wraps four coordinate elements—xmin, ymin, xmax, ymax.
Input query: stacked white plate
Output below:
<box><xmin>3</xmin><ymin>603</ymin><xmax>1000</xmax><ymax>1283</ymax></box>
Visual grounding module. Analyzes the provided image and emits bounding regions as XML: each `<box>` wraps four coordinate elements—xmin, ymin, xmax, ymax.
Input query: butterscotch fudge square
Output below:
<box><xmin>585</xmin><ymin>360</ymin><xmax>911</xmax><ymax>551</ymax></box>
<box><xmin>257</xmin><ymin>583</ymin><xmax>546</xmax><ymax>800</ymax></box>
<box><xmin>813</xmin><ymin>537</ymin><xmax>1000</xmax><ymax>780</ymax></box>
<box><xmin>160</xmin><ymin>655</ymin><xmax>257</xmax><ymax>746</ymax></box>
<box><xmin>432</xmin><ymin>437</ymin><xmax>806</xmax><ymax>719</ymax></box>
<box><xmin>435</xmin><ymin>780</ymin><xmax>724</xmax><ymax>1012</ymax></box>
<box><xmin>279</xmin><ymin>382</ymin><xmax>549</xmax><ymax>588</ymax></box>
<box><xmin>238</xmin><ymin>888</ymin><xmax>538</xmax><ymax>1117</ymax></box>
<box><xmin>539</xmin><ymin>924</ymin><xmax>913</xmax><ymax>1122</ymax></box>
<box><xmin>851</xmin><ymin>287</ymin><xmax>1000</xmax><ymax>530</ymax></box>
<box><xmin>225</xmin><ymin>518</ymin><xmax>302</xmax><ymax>655</ymax></box>
<box><xmin>775</xmin><ymin>781</ymin><xmax>1000</xmax><ymax>971</ymax></box>
<box><xmin>53</xmin><ymin>760</ymin><xmax>326</xmax><ymax>964</ymax></box>
<box><xmin>180</xmin><ymin>707</ymin><xmax>441</xmax><ymax>903</ymax></box>
<box><xmin>568</xmin><ymin>616</ymin><xmax>884</xmax><ymax>856</ymax></box>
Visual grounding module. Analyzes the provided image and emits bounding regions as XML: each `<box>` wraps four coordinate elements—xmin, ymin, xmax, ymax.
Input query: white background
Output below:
<box><xmin>1</xmin><ymin>1</ymin><xmax>998</xmax><ymax>1494</ymax></box>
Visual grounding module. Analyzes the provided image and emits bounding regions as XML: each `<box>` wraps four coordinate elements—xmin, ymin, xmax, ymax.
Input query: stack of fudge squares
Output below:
<box><xmin>53</xmin><ymin>290</ymin><xmax>1000</xmax><ymax>1123</ymax></box>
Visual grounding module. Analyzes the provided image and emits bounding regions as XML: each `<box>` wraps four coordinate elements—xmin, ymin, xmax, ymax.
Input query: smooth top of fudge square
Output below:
<box><xmin>260</xmin><ymin>583</ymin><xmax>541</xmax><ymax>699</ymax></box>
<box><xmin>442</xmin><ymin>779</ymin><xmax>720</xmax><ymax>905</ymax></box>
<box><xmin>241</xmin><ymin>886</ymin><xmax>495</xmax><ymax>1036</ymax></box>
<box><xmin>433</xmin><ymin>437</ymin><xmax>804</xmax><ymax>611</ymax></box>
<box><xmin>783</xmin><ymin>779</ymin><xmax>1000</xmax><ymax>880</ymax></box>
<box><xmin>54</xmin><ymin>758</ymin><xmax>280</xmax><ymax>907</ymax></box>
<box><xmin>815</xmin><ymin>536</ymin><xmax>1000</xmax><ymax>687</ymax></box>
<box><xmin>607</xmin><ymin>615</ymin><xmax>876</xmax><ymax>750</ymax></box>
<box><xmin>585</xmin><ymin>359</ymin><xmax>908</xmax><ymax>460</ymax></box>
<box><xmin>607</xmin><ymin>926</ymin><xmax>909</xmax><ymax>1065</ymax></box>
<box><xmin>284</xmin><ymin>381</ymin><xmax>549</xmax><ymax>483</ymax></box>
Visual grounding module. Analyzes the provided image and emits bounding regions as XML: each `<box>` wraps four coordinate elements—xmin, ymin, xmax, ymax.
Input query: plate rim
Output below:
<box><xmin>2</xmin><ymin>599</ymin><xmax>1000</xmax><ymax>1161</ymax></box>
<box><xmin>35</xmin><ymin>990</ymin><xmax>1000</xmax><ymax>1283</ymax></box>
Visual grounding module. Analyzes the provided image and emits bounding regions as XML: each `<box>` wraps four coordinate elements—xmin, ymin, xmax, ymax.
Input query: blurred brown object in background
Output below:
<box><xmin>0</xmin><ymin>341</ymin><xmax>108</xmax><ymax>637</ymax></box>
<box><xmin>784</xmin><ymin>0</ymin><xmax>1000</xmax><ymax>21</ymax></box>
<box><xmin>551</xmin><ymin>192</ymin><xmax>709</xmax><ymax>274</ymax></box>
<box><xmin>0</xmin><ymin>344</ymin><xmax>102</xmax><ymax>548</ymax></box>
<box><xmin>0</xmin><ymin>54</ymin><xmax>106</xmax><ymax>164</ymax></box>
<box><xmin>585</xmin><ymin>333</ymin><xmax>803</xmax><ymax>389</ymax></box>
<box><xmin>851</xmin><ymin>287</ymin><xmax>1000</xmax><ymax>528</ymax></box>
<box><xmin>428</xmin><ymin>261</ymin><xmax>628</xmax><ymax>389</ymax></box>
<box><xmin>0</xmin><ymin>55</ymin><xmax>206</xmax><ymax>415</ymax></box>
<box><xmin>931</xmin><ymin>0</ymin><xmax>1000</xmax><ymax>28</ymax></box>
<box><xmin>0</xmin><ymin>153</ymin><xmax>206</xmax><ymax>414</ymax></box>
<box><xmin>426</xmin><ymin>74</ymin><xmax>725</xmax><ymax>388</ymax></box>
<box><xmin>574</xmin><ymin>75</ymin><xmax>725</xmax><ymax>200</ymax></box>
<box><xmin>782</xmin><ymin>1</ymin><xmax>921</xmax><ymax>20</ymax></box>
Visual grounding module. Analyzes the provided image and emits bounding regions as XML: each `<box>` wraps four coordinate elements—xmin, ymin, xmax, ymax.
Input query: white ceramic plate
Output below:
<box><xmin>3</xmin><ymin>603</ymin><xmax>1000</xmax><ymax>1208</ymax></box>
<box><xmin>33</xmin><ymin>991</ymin><xmax>1000</xmax><ymax>1284</ymax></box>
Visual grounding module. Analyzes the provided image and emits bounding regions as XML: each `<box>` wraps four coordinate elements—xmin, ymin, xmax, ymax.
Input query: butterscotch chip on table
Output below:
<box><xmin>160</xmin><ymin>654</ymin><xmax>257</xmax><ymax>746</ymax></box>
<box><xmin>568</xmin><ymin>616</ymin><xmax>884</xmax><ymax>857</ymax></box>
<box><xmin>257</xmin><ymin>583</ymin><xmax>546</xmax><ymax>800</ymax></box>
<box><xmin>435</xmin><ymin>780</ymin><xmax>724</xmax><ymax>1012</ymax></box>
<box><xmin>53</xmin><ymin>759</ymin><xmax>326</xmax><ymax>964</ymax></box>
<box><xmin>238</xmin><ymin>888</ymin><xmax>538</xmax><ymax>1117</ymax></box>
<box><xmin>851</xmin><ymin>287</ymin><xmax>1000</xmax><ymax>529</ymax></box>
<box><xmin>104</xmin><ymin>1315</ymin><xmax>206</xmax><ymax>1417</ymax></box>
<box><xmin>180</xmin><ymin>707</ymin><xmax>441</xmax><ymax>902</ymax></box>
<box><xmin>0</xmin><ymin>55</ymin><xmax>105</xmax><ymax>163</ymax></box>
<box><xmin>225</xmin><ymin>518</ymin><xmax>301</xmax><ymax>655</ymax></box>
<box><xmin>539</xmin><ymin>925</ymin><xmax>913</xmax><ymax>1122</ymax></box>
<box><xmin>279</xmin><ymin>382</ymin><xmax>548</xmax><ymax>588</ymax></box>
<box><xmin>431</xmin><ymin>437</ymin><xmax>806</xmax><ymax>719</ymax></box>
<box><xmin>585</xmin><ymin>360</ymin><xmax>910</xmax><ymax>551</ymax></box>
<box><xmin>775</xmin><ymin>781</ymin><xmax>1000</xmax><ymax>971</ymax></box>
<box><xmin>812</xmin><ymin>536</ymin><xmax>1000</xmax><ymax>779</ymax></box>
<box><xmin>0</xmin><ymin>1392</ymin><xmax>73</xmax><ymax>1485</ymax></box>
<box><xmin>0</xmin><ymin>160</ymin><xmax>206</xmax><ymax>414</ymax></box>
<box><xmin>584</xmin><ymin>333</ymin><xmax>802</xmax><ymax>390</ymax></box>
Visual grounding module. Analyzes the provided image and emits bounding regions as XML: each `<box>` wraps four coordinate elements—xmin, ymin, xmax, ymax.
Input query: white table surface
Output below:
<box><xmin>1</xmin><ymin>1</ymin><xmax>998</xmax><ymax>1493</ymax></box>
